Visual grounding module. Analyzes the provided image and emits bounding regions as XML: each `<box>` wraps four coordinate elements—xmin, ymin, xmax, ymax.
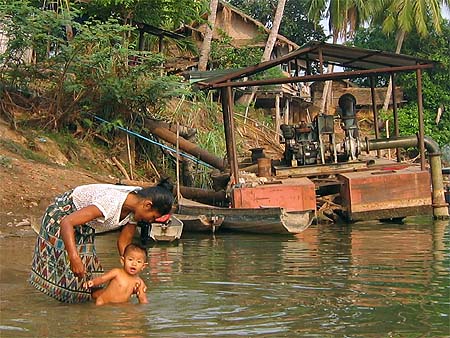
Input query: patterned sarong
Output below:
<box><xmin>29</xmin><ymin>190</ymin><xmax>104</xmax><ymax>303</ymax></box>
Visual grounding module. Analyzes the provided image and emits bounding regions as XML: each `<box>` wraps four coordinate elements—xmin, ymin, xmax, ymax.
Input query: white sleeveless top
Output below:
<box><xmin>72</xmin><ymin>184</ymin><xmax>141</xmax><ymax>232</ymax></box>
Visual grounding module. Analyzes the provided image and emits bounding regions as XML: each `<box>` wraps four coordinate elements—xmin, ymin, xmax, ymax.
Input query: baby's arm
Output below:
<box><xmin>84</xmin><ymin>268</ymin><xmax>120</xmax><ymax>288</ymax></box>
<box><xmin>136</xmin><ymin>278</ymin><xmax>148</xmax><ymax>304</ymax></box>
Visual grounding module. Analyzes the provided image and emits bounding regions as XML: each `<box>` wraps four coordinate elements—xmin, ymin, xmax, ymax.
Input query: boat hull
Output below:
<box><xmin>175</xmin><ymin>214</ymin><xmax>224</xmax><ymax>233</ymax></box>
<box><xmin>139</xmin><ymin>215</ymin><xmax>183</xmax><ymax>243</ymax></box>
<box><xmin>178</xmin><ymin>198</ymin><xmax>314</xmax><ymax>235</ymax></box>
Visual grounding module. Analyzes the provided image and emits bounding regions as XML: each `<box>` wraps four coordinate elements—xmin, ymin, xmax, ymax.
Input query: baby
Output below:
<box><xmin>84</xmin><ymin>243</ymin><xmax>149</xmax><ymax>305</ymax></box>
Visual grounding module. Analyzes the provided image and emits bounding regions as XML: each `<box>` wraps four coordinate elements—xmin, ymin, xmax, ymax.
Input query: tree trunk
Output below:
<box><xmin>320</xmin><ymin>35</ymin><xmax>338</xmax><ymax>114</ymax></box>
<box><xmin>198</xmin><ymin>0</ymin><xmax>219</xmax><ymax>71</ymax></box>
<box><xmin>261</xmin><ymin>0</ymin><xmax>286</xmax><ymax>62</ymax></box>
<box><xmin>244</xmin><ymin>0</ymin><xmax>286</xmax><ymax>120</ymax></box>
<box><xmin>383</xmin><ymin>30</ymin><xmax>405</xmax><ymax>111</ymax></box>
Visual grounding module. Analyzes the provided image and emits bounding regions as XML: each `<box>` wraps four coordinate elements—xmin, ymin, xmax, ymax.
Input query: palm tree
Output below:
<box><xmin>308</xmin><ymin>0</ymin><xmax>370</xmax><ymax>41</ymax></box>
<box><xmin>198</xmin><ymin>0</ymin><xmax>219</xmax><ymax>71</ymax></box>
<box><xmin>243</xmin><ymin>0</ymin><xmax>287</xmax><ymax>122</ymax></box>
<box><xmin>262</xmin><ymin>0</ymin><xmax>287</xmax><ymax>62</ymax></box>
<box><xmin>375</xmin><ymin>0</ymin><xmax>449</xmax><ymax>110</ymax></box>
<box><xmin>307</xmin><ymin>0</ymin><xmax>371</xmax><ymax>113</ymax></box>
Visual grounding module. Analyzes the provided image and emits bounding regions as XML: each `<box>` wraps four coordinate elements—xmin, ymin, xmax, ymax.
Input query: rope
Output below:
<box><xmin>92</xmin><ymin>115</ymin><xmax>214</xmax><ymax>169</ymax></box>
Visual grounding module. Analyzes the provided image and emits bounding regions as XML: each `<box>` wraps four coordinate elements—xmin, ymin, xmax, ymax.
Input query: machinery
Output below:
<box><xmin>280</xmin><ymin>93</ymin><xmax>361</xmax><ymax>166</ymax></box>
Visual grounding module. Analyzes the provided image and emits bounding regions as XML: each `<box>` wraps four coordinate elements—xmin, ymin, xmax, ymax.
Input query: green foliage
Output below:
<box><xmin>43</xmin><ymin>130</ymin><xmax>79</xmax><ymax>155</ymax></box>
<box><xmin>196</xmin><ymin>123</ymin><xmax>227</xmax><ymax>159</ymax></box>
<box><xmin>210</xmin><ymin>30</ymin><xmax>263</xmax><ymax>69</ymax></box>
<box><xmin>371</xmin><ymin>0</ymin><xmax>445</xmax><ymax>38</ymax></box>
<box><xmin>0</xmin><ymin>139</ymin><xmax>51</xmax><ymax>164</ymax></box>
<box><xmin>83</xmin><ymin>0</ymin><xmax>208</xmax><ymax>30</ymax></box>
<box><xmin>352</xmin><ymin>19</ymin><xmax>450</xmax><ymax>147</ymax></box>
<box><xmin>0</xmin><ymin>2</ymin><xmax>193</xmax><ymax>130</ymax></box>
<box><xmin>0</xmin><ymin>155</ymin><xmax>13</xmax><ymax>169</ymax></box>
<box><xmin>0</xmin><ymin>1</ymin><xmax>72</xmax><ymax>87</ymax></box>
<box><xmin>381</xmin><ymin>104</ymin><xmax>450</xmax><ymax>147</ymax></box>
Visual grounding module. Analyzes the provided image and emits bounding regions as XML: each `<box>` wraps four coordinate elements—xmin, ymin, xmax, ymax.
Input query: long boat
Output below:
<box><xmin>175</xmin><ymin>212</ymin><xmax>224</xmax><ymax>233</ymax></box>
<box><xmin>177</xmin><ymin>197</ymin><xmax>314</xmax><ymax>235</ymax></box>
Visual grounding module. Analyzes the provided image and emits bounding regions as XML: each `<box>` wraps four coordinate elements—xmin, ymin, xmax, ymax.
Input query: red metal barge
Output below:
<box><xmin>189</xmin><ymin>42</ymin><xmax>448</xmax><ymax>229</ymax></box>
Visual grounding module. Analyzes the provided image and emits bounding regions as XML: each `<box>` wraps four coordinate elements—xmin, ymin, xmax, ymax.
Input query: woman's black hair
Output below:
<box><xmin>136</xmin><ymin>178</ymin><xmax>174</xmax><ymax>215</ymax></box>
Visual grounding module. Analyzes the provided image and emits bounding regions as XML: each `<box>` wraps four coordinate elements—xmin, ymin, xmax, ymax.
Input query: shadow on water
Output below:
<box><xmin>1</xmin><ymin>217</ymin><xmax>449</xmax><ymax>337</ymax></box>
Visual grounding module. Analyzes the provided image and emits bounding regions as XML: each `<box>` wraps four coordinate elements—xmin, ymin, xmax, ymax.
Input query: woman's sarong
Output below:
<box><xmin>29</xmin><ymin>190</ymin><xmax>104</xmax><ymax>303</ymax></box>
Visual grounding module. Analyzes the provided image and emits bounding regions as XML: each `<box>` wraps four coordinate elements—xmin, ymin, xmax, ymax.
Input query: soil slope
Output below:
<box><xmin>0</xmin><ymin>119</ymin><xmax>114</xmax><ymax>237</ymax></box>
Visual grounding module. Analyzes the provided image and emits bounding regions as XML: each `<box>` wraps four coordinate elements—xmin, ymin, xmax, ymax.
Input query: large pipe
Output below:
<box><xmin>362</xmin><ymin>135</ymin><xmax>449</xmax><ymax>219</ymax></box>
<box><xmin>118</xmin><ymin>178</ymin><xmax>227</xmax><ymax>205</ymax></box>
<box><xmin>144</xmin><ymin>118</ymin><xmax>226</xmax><ymax>171</ymax></box>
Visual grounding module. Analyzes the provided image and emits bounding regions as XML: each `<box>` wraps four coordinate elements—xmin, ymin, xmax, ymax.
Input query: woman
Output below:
<box><xmin>29</xmin><ymin>179</ymin><xmax>174</xmax><ymax>303</ymax></box>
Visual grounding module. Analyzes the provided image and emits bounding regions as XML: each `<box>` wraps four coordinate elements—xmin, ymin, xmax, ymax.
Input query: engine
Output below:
<box><xmin>280</xmin><ymin>93</ymin><xmax>362</xmax><ymax>166</ymax></box>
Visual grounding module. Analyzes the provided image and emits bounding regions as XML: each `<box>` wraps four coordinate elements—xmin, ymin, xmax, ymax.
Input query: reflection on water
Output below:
<box><xmin>1</xmin><ymin>217</ymin><xmax>449</xmax><ymax>337</ymax></box>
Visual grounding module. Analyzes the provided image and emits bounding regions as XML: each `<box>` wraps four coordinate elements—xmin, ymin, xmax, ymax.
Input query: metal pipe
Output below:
<box><xmin>144</xmin><ymin>118</ymin><xmax>226</xmax><ymax>170</ymax></box>
<box><xmin>362</xmin><ymin>135</ymin><xmax>449</xmax><ymax>219</ymax></box>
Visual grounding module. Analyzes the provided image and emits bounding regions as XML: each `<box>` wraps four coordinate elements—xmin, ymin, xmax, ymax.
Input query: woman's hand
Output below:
<box><xmin>69</xmin><ymin>254</ymin><xmax>86</xmax><ymax>278</ymax></box>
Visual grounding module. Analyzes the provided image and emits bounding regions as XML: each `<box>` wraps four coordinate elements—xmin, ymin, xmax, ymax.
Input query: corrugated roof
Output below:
<box><xmin>196</xmin><ymin>41</ymin><xmax>437</xmax><ymax>89</ymax></box>
<box><xmin>297</xmin><ymin>41</ymin><xmax>434</xmax><ymax>69</ymax></box>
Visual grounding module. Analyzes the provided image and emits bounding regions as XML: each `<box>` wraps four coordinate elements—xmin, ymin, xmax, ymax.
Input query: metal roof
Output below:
<box><xmin>134</xmin><ymin>22</ymin><xmax>185</xmax><ymax>39</ymax></box>
<box><xmin>296</xmin><ymin>41</ymin><xmax>434</xmax><ymax>69</ymax></box>
<box><xmin>196</xmin><ymin>41</ymin><xmax>436</xmax><ymax>89</ymax></box>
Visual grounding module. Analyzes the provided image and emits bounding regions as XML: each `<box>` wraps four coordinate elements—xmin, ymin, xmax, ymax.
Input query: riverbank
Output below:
<box><xmin>0</xmin><ymin>118</ymin><xmax>115</xmax><ymax>237</ymax></box>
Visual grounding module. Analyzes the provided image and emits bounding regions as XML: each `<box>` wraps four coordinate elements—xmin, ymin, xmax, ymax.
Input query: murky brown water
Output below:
<box><xmin>1</xmin><ymin>217</ymin><xmax>449</xmax><ymax>337</ymax></box>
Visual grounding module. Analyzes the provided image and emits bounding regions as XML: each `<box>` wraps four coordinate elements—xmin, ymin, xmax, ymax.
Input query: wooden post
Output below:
<box><xmin>126</xmin><ymin>134</ymin><xmax>134</xmax><ymax>180</ymax></box>
<box><xmin>391</xmin><ymin>74</ymin><xmax>401</xmax><ymax>162</ymax></box>
<box><xmin>284</xmin><ymin>98</ymin><xmax>289</xmax><ymax>125</ymax></box>
<box><xmin>370</xmin><ymin>77</ymin><xmax>381</xmax><ymax>157</ymax></box>
<box><xmin>220</xmin><ymin>85</ymin><xmax>239</xmax><ymax>186</ymax></box>
<box><xmin>176</xmin><ymin>123</ymin><xmax>181</xmax><ymax>200</ymax></box>
<box><xmin>138</xmin><ymin>30</ymin><xmax>145</xmax><ymax>51</ymax></box>
<box><xmin>416</xmin><ymin>69</ymin><xmax>426</xmax><ymax>170</ymax></box>
<box><xmin>275</xmin><ymin>94</ymin><xmax>281</xmax><ymax>142</ymax></box>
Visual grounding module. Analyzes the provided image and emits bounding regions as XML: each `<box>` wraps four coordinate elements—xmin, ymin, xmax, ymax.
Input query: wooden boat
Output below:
<box><xmin>175</xmin><ymin>213</ymin><xmax>224</xmax><ymax>233</ymax></box>
<box><xmin>177</xmin><ymin>197</ymin><xmax>314</xmax><ymax>235</ymax></box>
<box><xmin>139</xmin><ymin>215</ymin><xmax>183</xmax><ymax>243</ymax></box>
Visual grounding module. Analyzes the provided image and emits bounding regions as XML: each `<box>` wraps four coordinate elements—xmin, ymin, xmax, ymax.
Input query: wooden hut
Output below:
<box><xmin>310</xmin><ymin>80</ymin><xmax>405</xmax><ymax>114</ymax></box>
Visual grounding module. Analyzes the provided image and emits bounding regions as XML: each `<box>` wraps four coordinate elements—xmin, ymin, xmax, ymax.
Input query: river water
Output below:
<box><xmin>0</xmin><ymin>217</ymin><xmax>449</xmax><ymax>337</ymax></box>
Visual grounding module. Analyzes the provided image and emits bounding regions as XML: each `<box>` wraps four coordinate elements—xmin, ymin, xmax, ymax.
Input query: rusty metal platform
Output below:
<box><xmin>231</xmin><ymin>177</ymin><xmax>316</xmax><ymax>212</ymax></box>
<box><xmin>337</xmin><ymin>166</ymin><xmax>432</xmax><ymax>221</ymax></box>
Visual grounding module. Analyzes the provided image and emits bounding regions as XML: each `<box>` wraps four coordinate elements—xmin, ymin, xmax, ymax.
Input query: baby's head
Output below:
<box><xmin>124</xmin><ymin>243</ymin><xmax>148</xmax><ymax>259</ymax></box>
<box><xmin>121</xmin><ymin>243</ymin><xmax>148</xmax><ymax>275</ymax></box>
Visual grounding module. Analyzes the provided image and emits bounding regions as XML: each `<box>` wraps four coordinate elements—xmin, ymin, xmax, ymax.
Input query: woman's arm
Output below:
<box><xmin>117</xmin><ymin>223</ymin><xmax>137</xmax><ymax>256</ymax></box>
<box><xmin>60</xmin><ymin>205</ymin><xmax>103</xmax><ymax>277</ymax></box>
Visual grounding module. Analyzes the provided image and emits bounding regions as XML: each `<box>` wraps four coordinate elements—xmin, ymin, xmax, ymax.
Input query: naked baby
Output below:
<box><xmin>84</xmin><ymin>243</ymin><xmax>149</xmax><ymax>305</ymax></box>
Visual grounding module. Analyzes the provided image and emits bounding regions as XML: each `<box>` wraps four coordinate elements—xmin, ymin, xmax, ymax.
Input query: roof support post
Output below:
<box><xmin>138</xmin><ymin>30</ymin><xmax>145</xmax><ymax>51</ymax></box>
<box><xmin>275</xmin><ymin>94</ymin><xmax>281</xmax><ymax>142</ymax></box>
<box><xmin>391</xmin><ymin>74</ymin><xmax>401</xmax><ymax>162</ymax></box>
<box><xmin>158</xmin><ymin>36</ymin><xmax>163</xmax><ymax>53</ymax></box>
<box><xmin>220</xmin><ymin>85</ymin><xmax>239</xmax><ymax>188</ymax></box>
<box><xmin>369</xmin><ymin>77</ymin><xmax>381</xmax><ymax>157</ymax></box>
<box><xmin>318</xmin><ymin>48</ymin><xmax>324</xmax><ymax>74</ymax></box>
<box><xmin>416</xmin><ymin>68</ymin><xmax>426</xmax><ymax>170</ymax></box>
